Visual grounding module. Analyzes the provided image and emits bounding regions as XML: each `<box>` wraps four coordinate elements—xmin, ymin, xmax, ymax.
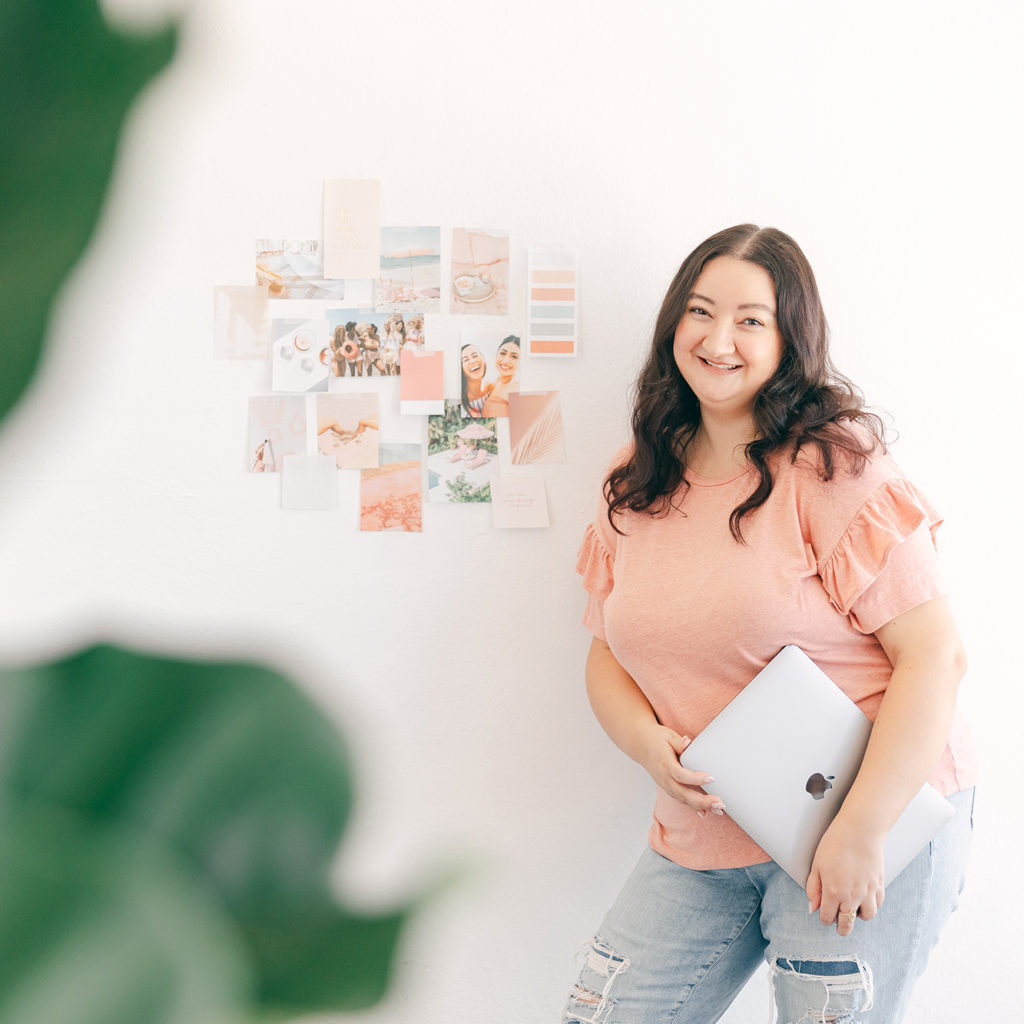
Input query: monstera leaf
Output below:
<box><xmin>0</xmin><ymin>0</ymin><xmax>175</xmax><ymax>421</ymax></box>
<box><xmin>0</xmin><ymin>646</ymin><xmax>414</xmax><ymax>1024</ymax></box>
<box><xmin>1</xmin><ymin>6</ymin><xmax>420</xmax><ymax>1021</ymax></box>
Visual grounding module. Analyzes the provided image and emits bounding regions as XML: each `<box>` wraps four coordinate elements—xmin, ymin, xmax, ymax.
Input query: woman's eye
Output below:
<box><xmin>742</xmin><ymin>317</ymin><xmax>764</xmax><ymax>327</ymax></box>
<box><xmin>688</xmin><ymin>306</ymin><xmax>709</xmax><ymax>317</ymax></box>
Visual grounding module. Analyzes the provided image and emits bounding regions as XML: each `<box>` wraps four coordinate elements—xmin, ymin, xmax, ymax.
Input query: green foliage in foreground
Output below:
<box><xmin>0</xmin><ymin>0</ymin><xmax>175</xmax><ymax>421</ymax></box>
<box><xmin>0</xmin><ymin>3</ymin><xmax>421</xmax><ymax>1020</ymax></box>
<box><xmin>0</xmin><ymin>646</ymin><xmax>416</xmax><ymax>1024</ymax></box>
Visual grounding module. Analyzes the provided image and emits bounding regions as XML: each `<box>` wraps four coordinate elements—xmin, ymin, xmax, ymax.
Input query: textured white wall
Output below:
<box><xmin>1</xmin><ymin>0</ymin><xmax>1020</xmax><ymax>1020</ymax></box>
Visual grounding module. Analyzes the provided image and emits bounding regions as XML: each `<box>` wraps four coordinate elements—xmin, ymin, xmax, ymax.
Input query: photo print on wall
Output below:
<box><xmin>326</xmin><ymin>310</ymin><xmax>414</xmax><ymax>378</ymax></box>
<box><xmin>375</xmin><ymin>226</ymin><xmax>441</xmax><ymax>314</ymax></box>
<box><xmin>427</xmin><ymin>401</ymin><xmax>497</xmax><ymax>504</ymax></box>
<box><xmin>271</xmin><ymin>317</ymin><xmax>331</xmax><ymax>392</ymax></box>
<box><xmin>509</xmin><ymin>390</ymin><xmax>566</xmax><ymax>465</ymax></box>
<box><xmin>247</xmin><ymin>395</ymin><xmax>308</xmax><ymax>473</ymax></box>
<box><xmin>360</xmin><ymin>443</ymin><xmax>424</xmax><ymax>532</ymax></box>
<box><xmin>451</xmin><ymin>228</ymin><xmax>509</xmax><ymax>315</ymax></box>
<box><xmin>459</xmin><ymin>330</ymin><xmax>521</xmax><ymax>418</ymax></box>
<box><xmin>256</xmin><ymin>239</ymin><xmax>346</xmax><ymax>301</ymax></box>
<box><xmin>316</xmin><ymin>393</ymin><xmax>380</xmax><ymax>469</ymax></box>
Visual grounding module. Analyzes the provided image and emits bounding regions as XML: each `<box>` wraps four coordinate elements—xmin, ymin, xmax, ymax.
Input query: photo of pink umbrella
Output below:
<box><xmin>386</xmin><ymin>246</ymin><xmax>434</xmax><ymax>293</ymax></box>
<box><xmin>456</xmin><ymin>422</ymin><xmax>495</xmax><ymax>440</ymax></box>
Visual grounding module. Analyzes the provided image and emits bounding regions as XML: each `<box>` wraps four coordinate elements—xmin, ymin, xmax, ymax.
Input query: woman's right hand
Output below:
<box><xmin>635</xmin><ymin>724</ymin><xmax>725</xmax><ymax>817</ymax></box>
<box><xmin>584</xmin><ymin>637</ymin><xmax>723</xmax><ymax>817</ymax></box>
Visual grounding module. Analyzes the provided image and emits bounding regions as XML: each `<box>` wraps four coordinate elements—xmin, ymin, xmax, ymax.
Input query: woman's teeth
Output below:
<box><xmin>701</xmin><ymin>357</ymin><xmax>740</xmax><ymax>370</ymax></box>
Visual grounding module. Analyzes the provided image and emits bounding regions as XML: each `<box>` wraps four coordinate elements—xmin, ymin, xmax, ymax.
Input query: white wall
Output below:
<box><xmin>2</xmin><ymin>0</ymin><xmax>1021</xmax><ymax>1020</ymax></box>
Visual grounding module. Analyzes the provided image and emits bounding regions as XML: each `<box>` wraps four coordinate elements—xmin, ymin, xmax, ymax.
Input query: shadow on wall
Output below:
<box><xmin>0</xmin><ymin>4</ymin><xmax>422</xmax><ymax>1022</ymax></box>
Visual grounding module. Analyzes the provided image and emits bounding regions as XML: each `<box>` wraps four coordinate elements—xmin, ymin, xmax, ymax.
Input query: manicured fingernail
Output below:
<box><xmin>696</xmin><ymin>810</ymin><xmax>706</xmax><ymax>819</ymax></box>
<box><xmin>809</xmin><ymin>902</ymin><xmax>815</xmax><ymax>915</ymax></box>
<box><xmin>711</xmin><ymin>803</ymin><xmax>725</xmax><ymax>816</ymax></box>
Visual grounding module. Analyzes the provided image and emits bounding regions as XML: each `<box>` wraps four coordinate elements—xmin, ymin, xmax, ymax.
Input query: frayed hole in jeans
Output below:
<box><xmin>561</xmin><ymin>937</ymin><xmax>630</xmax><ymax>1024</ymax></box>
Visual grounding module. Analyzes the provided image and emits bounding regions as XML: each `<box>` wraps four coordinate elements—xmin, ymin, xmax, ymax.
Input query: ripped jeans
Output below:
<box><xmin>562</xmin><ymin>788</ymin><xmax>973</xmax><ymax>1024</ymax></box>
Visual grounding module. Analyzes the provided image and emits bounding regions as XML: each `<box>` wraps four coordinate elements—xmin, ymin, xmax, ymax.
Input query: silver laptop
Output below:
<box><xmin>678</xmin><ymin>645</ymin><xmax>954</xmax><ymax>888</ymax></box>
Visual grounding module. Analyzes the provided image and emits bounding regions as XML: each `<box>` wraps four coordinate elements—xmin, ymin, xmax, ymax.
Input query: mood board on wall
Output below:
<box><xmin>213</xmin><ymin>179</ymin><xmax>578</xmax><ymax>531</ymax></box>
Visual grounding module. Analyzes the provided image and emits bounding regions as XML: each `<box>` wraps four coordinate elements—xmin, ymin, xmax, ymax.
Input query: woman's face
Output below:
<box><xmin>672</xmin><ymin>256</ymin><xmax>784</xmax><ymax>419</ymax></box>
<box><xmin>495</xmin><ymin>341</ymin><xmax>520</xmax><ymax>379</ymax></box>
<box><xmin>462</xmin><ymin>345</ymin><xmax>486</xmax><ymax>380</ymax></box>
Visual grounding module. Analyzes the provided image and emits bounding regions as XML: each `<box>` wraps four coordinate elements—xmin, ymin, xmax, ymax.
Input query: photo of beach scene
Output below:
<box><xmin>360</xmin><ymin>443</ymin><xmax>423</xmax><ymax>532</ymax></box>
<box><xmin>375</xmin><ymin>226</ymin><xmax>441</xmax><ymax>313</ymax></box>
<box><xmin>256</xmin><ymin>239</ymin><xmax>346</xmax><ymax>301</ymax></box>
<box><xmin>450</xmin><ymin>228</ymin><xmax>509</xmax><ymax>315</ymax></box>
<box><xmin>427</xmin><ymin>401</ymin><xmax>497</xmax><ymax>504</ymax></box>
<box><xmin>316</xmin><ymin>393</ymin><xmax>380</xmax><ymax>469</ymax></box>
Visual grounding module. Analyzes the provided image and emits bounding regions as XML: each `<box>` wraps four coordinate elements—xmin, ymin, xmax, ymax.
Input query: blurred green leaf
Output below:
<box><xmin>0</xmin><ymin>806</ymin><xmax>251</xmax><ymax>1024</ymax></box>
<box><xmin>0</xmin><ymin>0</ymin><xmax>175</xmax><ymax>421</ymax></box>
<box><xmin>1</xmin><ymin>5</ymin><xmax>420</xmax><ymax>1021</ymax></box>
<box><xmin>0</xmin><ymin>645</ymin><xmax>414</xmax><ymax>1023</ymax></box>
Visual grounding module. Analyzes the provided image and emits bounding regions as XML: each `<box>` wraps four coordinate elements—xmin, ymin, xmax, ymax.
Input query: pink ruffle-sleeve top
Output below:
<box><xmin>576</xmin><ymin>442</ymin><xmax>976</xmax><ymax>871</ymax></box>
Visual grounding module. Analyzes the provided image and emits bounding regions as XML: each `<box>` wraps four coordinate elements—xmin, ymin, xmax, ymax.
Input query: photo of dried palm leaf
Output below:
<box><xmin>509</xmin><ymin>390</ymin><xmax>566</xmax><ymax>465</ymax></box>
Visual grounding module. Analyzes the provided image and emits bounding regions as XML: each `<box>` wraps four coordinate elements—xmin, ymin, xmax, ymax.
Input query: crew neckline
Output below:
<box><xmin>683</xmin><ymin>465</ymin><xmax>754</xmax><ymax>487</ymax></box>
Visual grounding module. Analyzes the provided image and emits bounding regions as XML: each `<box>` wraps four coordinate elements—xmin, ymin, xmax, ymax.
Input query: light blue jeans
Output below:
<box><xmin>562</xmin><ymin>789</ymin><xmax>973</xmax><ymax>1024</ymax></box>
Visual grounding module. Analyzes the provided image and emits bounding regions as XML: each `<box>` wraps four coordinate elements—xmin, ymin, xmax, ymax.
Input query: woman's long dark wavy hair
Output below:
<box><xmin>606</xmin><ymin>224</ymin><xmax>885</xmax><ymax>541</ymax></box>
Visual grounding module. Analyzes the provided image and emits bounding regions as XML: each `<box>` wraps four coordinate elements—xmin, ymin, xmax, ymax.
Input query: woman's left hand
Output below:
<box><xmin>805</xmin><ymin>815</ymin><xmax>886</xmax><ymax>937</ymax></box>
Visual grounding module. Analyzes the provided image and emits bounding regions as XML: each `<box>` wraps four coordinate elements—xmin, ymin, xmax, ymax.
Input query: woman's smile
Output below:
<box><xmin>697</xmin><ymin>356</ymin><xmax>742</xmax><ymax>373</ymax></box>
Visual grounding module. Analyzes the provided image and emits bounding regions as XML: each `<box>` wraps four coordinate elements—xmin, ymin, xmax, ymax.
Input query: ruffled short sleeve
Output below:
<box><xmin>817</xmin><ymin>477</ymin><xmax>945</xmax><ymax>634</ymax></box>
<box><xmin>575</xmin><ymin>520</ymin><xmax>615</xmax><ymax>641</ymax></box>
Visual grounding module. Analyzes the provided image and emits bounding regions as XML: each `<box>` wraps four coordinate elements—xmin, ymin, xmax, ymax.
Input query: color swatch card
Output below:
<box><xmin>527</xmin><ymin>248</ymin><xmax>578</xmax><ymax>356</ymax></box>
<box><xmin>400</xmin><ymin>349</ymin><xmax>444</xmax><ymax>415</ymax></box>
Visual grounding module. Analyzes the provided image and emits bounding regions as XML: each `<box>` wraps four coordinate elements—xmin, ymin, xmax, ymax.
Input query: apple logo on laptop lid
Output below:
<box><xmin>805</xmin><ymin>773</ymin><xmax>835</xmax><ymax>800</ymax></box>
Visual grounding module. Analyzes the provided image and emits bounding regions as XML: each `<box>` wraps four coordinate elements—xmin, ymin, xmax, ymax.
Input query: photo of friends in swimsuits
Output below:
<box><xmin>327</xmin><ymin>309</ymin><xmax>426</xmax><ymax>378</ymax></box>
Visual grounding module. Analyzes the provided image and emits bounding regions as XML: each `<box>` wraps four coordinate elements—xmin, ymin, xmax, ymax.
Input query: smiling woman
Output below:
<box><xmin>672</xmin><ymin>257</ymin><xmax>784</xmax><ymax>427</ymax></box>
<box><xmin>460</xmin><ymin>343</ymin><xmax>492</xmax><ymax>417</ymax></box>
<box><xmin>562</xmin><ymin>224</ymin><xmax>976</xmax><ymax>1023</ymax></box>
